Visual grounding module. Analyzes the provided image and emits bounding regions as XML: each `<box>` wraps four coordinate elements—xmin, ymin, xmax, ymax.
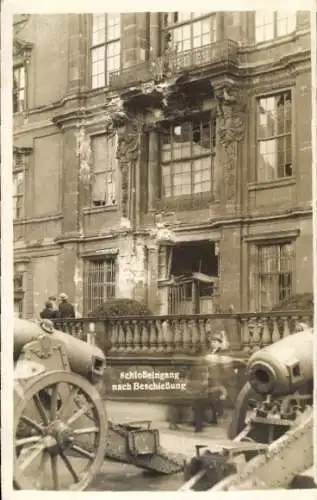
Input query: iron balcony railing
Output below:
<box><xmin>109</xmin><ymin>39</ymin><xmax>240</xmax><ymax>89</ymax></box>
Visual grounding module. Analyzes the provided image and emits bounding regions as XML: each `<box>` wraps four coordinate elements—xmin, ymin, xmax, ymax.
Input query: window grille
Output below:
<box><xmin>249</xmin><ymin>242</ymin><xmax>294</xmax><ymax>311</ymax></box>
<box><xmin>83</xmin><ymin>258</ymin><xmax>116</xmax><ymax>314</ymax></box>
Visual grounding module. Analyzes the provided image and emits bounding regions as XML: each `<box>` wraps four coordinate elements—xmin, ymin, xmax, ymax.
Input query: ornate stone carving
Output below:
<box><xmin>75</xmin><ymin>126</ymin><xmax>92</xmax><ymax>185</ymax></box>
<box><xmin>215</xmin><ymin>85</ymin><xmax>246</xmax><ymax>202</ymax></box>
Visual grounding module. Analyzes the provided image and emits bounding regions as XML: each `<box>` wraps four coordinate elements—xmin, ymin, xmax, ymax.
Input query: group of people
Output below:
<box><xmin>40</xmin><ymin>293</ymin><xmax>75</xmax><ymax>320</ymax></box>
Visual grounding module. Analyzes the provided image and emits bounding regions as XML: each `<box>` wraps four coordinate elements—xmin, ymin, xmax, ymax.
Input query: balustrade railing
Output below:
<box><xmin>52</xmin><ymin>310</ymin><xmax>313</xmax><ymax>356</ymax></box>
<box><xmin>108</xmin><ymin>39</ymin><xmax>240</xmax><ymax>89</ymax></box>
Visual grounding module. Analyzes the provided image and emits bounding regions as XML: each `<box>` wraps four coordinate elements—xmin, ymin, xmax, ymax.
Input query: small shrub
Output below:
<box><xmin>88</xmin><ymin>298</ymin><xmax>153</xmax><ymax>318</ymax></box>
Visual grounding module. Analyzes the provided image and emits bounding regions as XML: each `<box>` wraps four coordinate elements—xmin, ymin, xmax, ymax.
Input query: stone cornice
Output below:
<box><xmin>240</xmin><ymin>49</ymin><xmax>311</xmax><ymax>79</ymax></box>
<box><xmin>13</xmin><ymin>37</ymin><xmax>33</xmax><ymax>61</ymax></box>
<box><xmin>13</xmin><ymin>214</ymin><xmax>63</xmax><ymax>225</ymax></box>
<box><xmin>207</xmin><ymin>208</ymin><xmax>312</xmax><ymax>227</ymax></box>
<box><xmin>13</xmin><ymin>145</ymin><xmax>33</xmax><ymax>155</ymax></box>
<box><xmin>239</xmin><ymin>28</ymin><xmax>310</xmax><ymax>54</ymax></box>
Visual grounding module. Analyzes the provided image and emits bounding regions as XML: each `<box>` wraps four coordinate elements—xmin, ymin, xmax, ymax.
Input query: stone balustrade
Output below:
<box><xmin>53</xmin><ymin>310</ymin><xmax>312</xmax><ymax>356</ymax></box>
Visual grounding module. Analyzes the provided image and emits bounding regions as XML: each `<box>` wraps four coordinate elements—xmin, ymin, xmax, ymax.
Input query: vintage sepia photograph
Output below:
<box><xmin>2</xmin><ymin>4</ymin><xmax>316</xmax><ymax>493</ymax></box>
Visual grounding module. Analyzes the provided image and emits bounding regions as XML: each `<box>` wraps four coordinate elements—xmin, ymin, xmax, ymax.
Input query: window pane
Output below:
<box><xmin>255</xmin><ymin>11</ymin><xmax>274</xmax><ymax>42</ymax></box>
<box><xmin>92</xmin><ymin>135</ymin><xmax>106</xmax><ymax>173</ymax></box>
<box><xmin>178</xmin><ymin>12</ymin><xmax>191</xmax><ymax>22</ymax></box>
<box><xmin>276</xmin><ymin>11</ymin><xmax>297</xmax><ymax>36</ymax></box>
<box><xmin>92</xmin><ymin>14</ymin><xmax>106</xmax><ymax>45</ymax></box>
<box><xmin>19</xmin><ymin>67</ymin><xmax>25</xmax><ymax>87</ymax></box>
<box><xmin>107</xmin><ymin>13</ymin><xmax>121</xmax><ymax>40</ymax></box>
<box><xmin>257</xmin><ymin>139</ymin><xmax>277</xmax><ymax>181</ymax></box>
<box><xmin>92</xmin><ymin>172</ymin><xmax>106</xmax><ymax>204</ymax></box>
<box><xmin>192</xmin><ymin>12</ymin><xmax>209</xmax><ymax>18</ymax></box>
<box><xmin>192</xmin><ymin>19</ymin><xmax>211</xmax><ymax>48</ymax></box>
<box><xmin>92</xmin><ymin>46</ymin><xmax>104</xmax><ymax>62</ymax></box>
<box><xmin>162</xmin><ymin>165</ymin><xmax>172</xmax><ymax>197</ymax></box>
<box><xmin>257</xmin><ymin>92</ymin><xmax>292</xmax><ymax>138</ymax></box>
<box><xmin>193</xmin><ymin>158</ymin><xmax>211</xmax><ymax>193</ymax></box>
<box><xmin>173</xmin><ymin>25</ymin><xmax>191</xmax><ymax>52</ymax></box>
<box><xmin>91</xmin><ymin>46</ymin><xmax>105</xmax><ymax>88</ymax></box>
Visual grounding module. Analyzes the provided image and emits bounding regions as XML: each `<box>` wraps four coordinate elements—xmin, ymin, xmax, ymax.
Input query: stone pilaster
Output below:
<box><xmin>67</xmin><ymin>14</ymin><xmax>87</xmax><ymax>94</ymax></box>
<box><xmin>122</xmin><ymin>13</ymin><xmax>138</xmax><ymax>69</ymax></box>
<box><xmin>149</xmin><ymin>12</ymin><xmax>160</xmax><ymax>57</ymax></box>
<box><xmin>148</xmin><ymin>130</ymin><xmax>160</xmax><ymax>210</ymax></box>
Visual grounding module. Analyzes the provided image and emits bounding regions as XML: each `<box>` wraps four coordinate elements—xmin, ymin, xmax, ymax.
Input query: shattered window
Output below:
<box><xmin>161</xmin><ymin>114</ymin><xmax>216</xmax><ymax>198</ymax></box>
<box><xmin>256</xmin><ymin>90</ymin><xmax>292</xmax><ymax>182</ymax></box>
<box><xmin>91</xmin><ymin>134</ymin><xmax>117</xmax><ymax>207</ymax></box>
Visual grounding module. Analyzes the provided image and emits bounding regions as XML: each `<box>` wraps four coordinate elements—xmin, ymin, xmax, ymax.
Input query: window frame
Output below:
<box><xmin>159</xmin><ymin>112</ymin><xmax>216</xmax><ymax>199</ymax></box>
<box><xmin>14</xmin><ymin>262</ymin><xmax>27</xmax><ymax>318</ymax></box>
<box><xmin>161</xmin><ymin>12</ymin><xmax>217</xmax><ymax>53</ymax></box>
<box><xmin>13</xmin><ymin>149</ymin><xmax>28</xmax><ymax>220</ymax></box>
<box><xmin>90</xmin><ymin>13</ymin><xmax>122</xmax><ymax>89</ymax></box>
<box><xmin>254</xmin><ymin>11</ymin><xmax>297</xmax><ymax>44</ymax></box>
<box><xmin>255</xmin><ymin>88</ymin><xmax>294</xmax><ymax>183</ymax></box>
<box><xmin>13</xmin><ymin>64</ymin><xmax>26</xmax><ymax>114</ymax></box>
<box><xmin>83</xmin><ymin>256</ymin><xmax>117</xmax><ymax>314</ymax></box>
<box><xmin>249</xmin><ymin>240</ymin><xmax>295</xmax><ymax>312</ymax></box>
<box><xmin>90</xmin><ymin>132</ymin><xmax>118</xmax><ymax>208</ymax></box>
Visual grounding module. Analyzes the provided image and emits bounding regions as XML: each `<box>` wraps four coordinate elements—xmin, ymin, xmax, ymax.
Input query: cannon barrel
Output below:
<box><xmin>246</xmin><ymin>327</ymin><xmax>313</xmax><ymax>396</ymax></box>
<box><xmin>14</xmin><ymin>318</ymin><xmax>105</xmax><ymax>381</ymax></box>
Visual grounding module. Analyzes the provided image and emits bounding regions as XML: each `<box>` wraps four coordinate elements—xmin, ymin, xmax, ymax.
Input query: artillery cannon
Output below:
<box><xmin>180</xmin><ymin>326</ymin><xmax>315</xmax><ymax>491</ymax></box>
<box><xmin>13</xmin><ymin>318</ymin><xmax>183</xmax><ymax>491</ymax></box>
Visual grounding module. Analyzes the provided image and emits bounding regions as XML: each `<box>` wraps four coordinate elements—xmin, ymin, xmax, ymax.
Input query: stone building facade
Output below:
<box><xmin>13</xmin><ymin>12</ymin><xmax>312</xmax><ymax>319</ymax></box>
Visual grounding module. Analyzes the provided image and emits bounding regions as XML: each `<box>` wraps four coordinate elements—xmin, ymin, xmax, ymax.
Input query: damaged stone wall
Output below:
<box><xmin>117</xmin><ymin>233</ymin><xmax>147</xmax><ymax>302</ymax></box>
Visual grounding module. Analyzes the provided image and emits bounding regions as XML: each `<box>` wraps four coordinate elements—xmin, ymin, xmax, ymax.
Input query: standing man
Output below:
<box><xmin>58</xmin><ymin>293</ymin><xmax>75</xmax><ymax>318</ymax></box>
<box><xmin>40</xmin><ymin>300</ymin><xmax>58</xmax><ymax>320</ymax></box>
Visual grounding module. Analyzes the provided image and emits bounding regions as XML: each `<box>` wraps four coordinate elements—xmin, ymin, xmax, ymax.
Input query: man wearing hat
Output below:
<box><xmin>40</xmin><ymin>300</ymin><xmax>58</xmax><ymax>320</ymax></box>
<box><xmin>58</xmin><ymin>293</ymin><xmax>75</xmax><ymax>319</ymax></box>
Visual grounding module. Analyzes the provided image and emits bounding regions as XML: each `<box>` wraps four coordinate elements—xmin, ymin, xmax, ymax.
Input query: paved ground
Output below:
<box><xmin>88</xmin><ymin>400</ymin><xmax>233</xmax><ymax>491</ymax></box>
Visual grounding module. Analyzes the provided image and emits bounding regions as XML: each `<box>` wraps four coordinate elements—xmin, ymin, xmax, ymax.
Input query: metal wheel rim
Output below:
<box><xmin>14</xmin><ymin>371</ymin><xmax>107</xmax><ymax>491</ymax></box>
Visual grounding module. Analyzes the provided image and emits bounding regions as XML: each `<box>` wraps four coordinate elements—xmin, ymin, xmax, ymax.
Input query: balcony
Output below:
<box><xmin>108</xmin><ymin>62</ymin><xmax>152</xmax><ymax>90</ymax></box>
<box><xmin>109</xmin><ymin>39</ymin><xmax>239</xmax><ymax>90</ymax></box>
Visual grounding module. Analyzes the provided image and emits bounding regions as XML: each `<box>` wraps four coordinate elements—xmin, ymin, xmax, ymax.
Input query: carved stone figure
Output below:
<box><xmin>215</xmin><ymin>85</ymin><xmax>246</xmax><ymax>203</ymax></box>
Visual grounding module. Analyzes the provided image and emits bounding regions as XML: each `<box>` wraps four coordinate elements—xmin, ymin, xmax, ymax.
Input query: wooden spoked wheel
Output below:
<box><xmin>14</xmin><ymin>371</ymin><xmax>107</xmax><ymax>491</ymax></box>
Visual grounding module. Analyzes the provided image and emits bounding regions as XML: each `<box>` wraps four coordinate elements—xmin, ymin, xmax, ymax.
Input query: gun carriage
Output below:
<box><xmin>13</xmin><ymin>318</ymin><xmax>183</xmax><ymax>491</ymax></box>
<box><xmin>12</xmin><ymin>317</ymin><xmax>315</xmax><ymax>491</ymax></box>
<box><xmin>180</xmin><ymin>326</ymin><xmax>315</xmax><ymax>491</ymax></box>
